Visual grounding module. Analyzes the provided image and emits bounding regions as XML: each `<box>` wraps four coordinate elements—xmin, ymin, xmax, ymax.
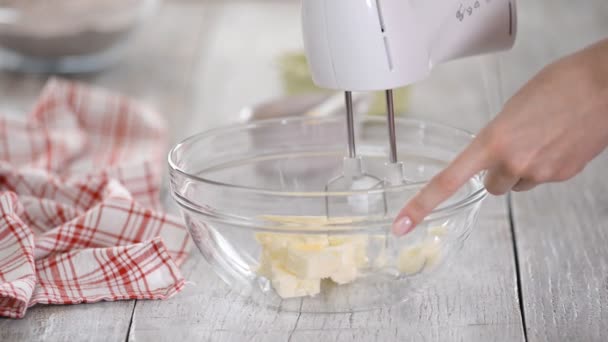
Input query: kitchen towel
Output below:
<box><xmin>0</xmin><ymin>78</ymin><xmax>191</xmax><ymax>319</ymax></box>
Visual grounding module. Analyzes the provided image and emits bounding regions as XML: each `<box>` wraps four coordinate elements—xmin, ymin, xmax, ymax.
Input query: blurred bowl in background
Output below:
<box><xmin>0</xmin><ymin>0</ymin><xmax>160</xmax><ymax>73</ymax></box>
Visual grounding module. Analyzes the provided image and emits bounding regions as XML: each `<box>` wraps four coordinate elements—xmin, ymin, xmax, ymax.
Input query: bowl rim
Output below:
<box><xmin>168</xmin><ymin>115</ymin><xmax>487</xmax><ymax>222</ymax></box>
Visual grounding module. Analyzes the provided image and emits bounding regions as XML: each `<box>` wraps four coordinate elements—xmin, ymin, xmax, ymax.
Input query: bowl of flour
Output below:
<box><xmin>0</xmin><ymin>0</ymin><xmax>160</xmax><ymax>73</ymax></box>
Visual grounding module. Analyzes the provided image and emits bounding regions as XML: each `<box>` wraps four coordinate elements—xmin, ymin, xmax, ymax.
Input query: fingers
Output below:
<box><xmin>512</xmin><ymin>179</ymin><xmax>539</xmax><ymax>192</ymax></box>
<box><xmin>483</xmin><ymin>166</ymin><xmax>520</xmax><ymax>195</ymax></box>
<box><xmin>392</xmin><ymin>139</ymin><xmax>488</xmax><ymax>236</ymax></box>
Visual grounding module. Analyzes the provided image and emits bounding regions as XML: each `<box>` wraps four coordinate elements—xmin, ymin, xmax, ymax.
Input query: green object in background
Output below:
<box><xmin>366</xmin><ymin>87</ymin><xmax>411</xmax><ymax>116</ymax></box>
<box><xmin>278</xmin><ymin>52</ymin><xmax>412</xmax><ymax>116</ymax></box>
<box><xmin>278</xmin><ymin>52</ymin><xmax>325</xmax><ymax>95</ymax></box>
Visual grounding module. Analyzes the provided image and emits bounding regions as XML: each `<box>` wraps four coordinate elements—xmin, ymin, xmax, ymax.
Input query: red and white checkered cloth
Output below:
<box><xmin>0</xmin><ymin>79</ymin><xmax>191</xmax><ymax>319</ymax></box>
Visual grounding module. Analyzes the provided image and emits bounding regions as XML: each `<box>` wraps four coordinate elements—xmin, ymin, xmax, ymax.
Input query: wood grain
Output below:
<box><xmin>504</xmin><ymin>1</ymin><xmax>608</xmax><ymax>341</ymax></box>
<box><xmin>128</xmin><ymin>1</ymin><xmax>524</xmax><ymax>340</ymax></box>
<box><xmin>0</xmin><ymin>301</ymin><xmax>135</xmax><ymax>342</ymax></box>
<box><xmin>130</xmin><ymin>197</ymin><xmax>524</xmax><ymax>342</ymax></box>
<box><xmin>290</xmin><ymin>198</ymin><xmax>525</xmax><ymax>342</ymax></box>
<box><xmin>2</xmin><ymin>0</ymin><xmax>608</xmax><ymax>340</ymax></box>
<box><xmin>512</xmin><ymin>155</ymin><xmax>608</xmax><ymax>341</ymax></box>
<box><xmin>0</xmin><ymin>0</ymin><xmax>209</xmax><ymax>340</ymax></box>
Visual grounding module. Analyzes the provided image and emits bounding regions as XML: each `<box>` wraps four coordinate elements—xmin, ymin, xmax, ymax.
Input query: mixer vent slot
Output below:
<box><xmin>383</xmin><ymin>37</ymin><xmax>394</xmax><ymax>70</ymax></box>
<box><xmin>375</xmin><ymin>0</ymin><xmax>393</xmax><ymax>70</ymax></box>
<box><xmin>508</xmin><ymin>1</ymin><xmax>513</xmax><ymax>36</ymax></box>
<box><xmin>375</xmin><ymin>0</ymin><xmax>386</xmax><ymax>32</ymax></box>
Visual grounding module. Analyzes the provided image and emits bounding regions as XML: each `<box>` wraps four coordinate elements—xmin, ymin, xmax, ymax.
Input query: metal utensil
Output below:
<box><xmin>324</xmin><ymin>91</ymin><xmax>387</xmax><ymax>218</ymax></box>
<box><xmin>383</xmin><ymin>89</ymin><xmax>406</xmax><ymax>185</ymax></box>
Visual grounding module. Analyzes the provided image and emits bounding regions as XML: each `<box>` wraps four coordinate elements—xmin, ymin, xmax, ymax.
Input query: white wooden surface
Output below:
<box><xmin>512</xmin><ymin>156</ymin><xmax>608</xmax><ymax>342</ymax></box>
<box><xmin>130</xmin><ymin>195</ymin><xmax>523</xmax><ymax>342</ymax></box>
<box><xmin>502</xmin><ymin>2</ymin><xmax>608</xmax><ymax>341</ymax></box>
<box><xmin>1</xmin><ymin>0</ymin><xmax>607</xmax><ymax>341</ymax></box>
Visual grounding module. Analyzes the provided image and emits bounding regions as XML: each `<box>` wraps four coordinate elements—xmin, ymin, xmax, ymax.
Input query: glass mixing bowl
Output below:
<box><xmin>0</xmin><ymin>0</ymin><xmax>159</xmax><ymax>73</ymax></box>
<box><xmin>168</xmin><ymin>115</ymin><xmax>487</xmax><ymax>313</ymax></box>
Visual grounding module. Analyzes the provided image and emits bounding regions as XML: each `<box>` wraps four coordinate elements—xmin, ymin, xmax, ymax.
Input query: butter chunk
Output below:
<box><xmin>255</xmin><ymin>216</ymin><xmax>372</xmax><ymax>298</ymax></box>
<box><xmin>329</xmin><ymin>235</ymin><xmax>369</xmax><ymax>268</ymax></box>
<box><xmin>330</xmin><ymin>264</ymin><xmax>359</xmax><ymax>285</ymax></box>
<box><xmin>398</xmin><ymin>236</ymin><xmax>443</xmax><ymax>275</ymax></box>
<box><xmin>256</xmin><ymin>232</ymin><xmax>329</xmax><ymax>262</ymax></box>
<box><xmin>256</xmin><ymin>233</ymin><xmax>328</xmax><ymax>252</ymax></box>
<box><xmin>369</xmin><ymin>234</ymin><xmax>388</xmax><ymax>268</ymax></box>
<box><xmin>398</xmin><ymin>245</ymin><xmax>427</xmax><ymax>275</ymax></box>
<box><xmin>270</xmin><ymin>262</ymin><xmax>321</xmax><ymax>298</ymax></box>
<box><xmin>284</xmin><ymin>243</ymin><xmax>343</xmax><ymax>279</ymax></box>
<box><xmin>427</xmin><ymin>225</ymin><xmax>448</xmax><ymax>237</ymax></box>
<box><xmin>422</xmin><ymin>237</ymin><xmax>442</xmax><ymax>267</ymax></box>
<box><xmin>257</xmin><ymin>250</ymin><xmax>274</xmax><ymax>278</ymax></box>
<box><xmin>261</xmin><ymin>215</ymin><xmax>358</xmax><ymax>226</ymax></box>
<box><xmin>374</xmin><ymin>249</ymin><xmax>388</xmax><ymax>268</ymax></box>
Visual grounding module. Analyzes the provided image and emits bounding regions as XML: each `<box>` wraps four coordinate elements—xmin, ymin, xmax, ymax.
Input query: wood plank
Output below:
<box><xmin>128</xmin><ymin>252</ymin><xmax>298</xmax><ymax>341</ymax></box>
<box><xmin>75</xmin><ymin>0</ymin><xmax>214</xmax><ymax>145</ymax></box>
<box><xmin>130</xmin><ymin>3</ymin><xmax>301</xmax><ymax>341</ymax></box>
<box><xmin>129</xmin><ymin>1</ymin><xmax>523</xmax><ymax>341</ymax></box>
<box><xmin>499</xmin><ymin>0</ymin><xmax>608</xmax><ymax>99</ymax></box>
<box><xmin>512</xmin><ymin>155</ymin><xmax>608</xmax><ymax>342</ymax></box>
<box><xmin>0</xmin><ymin>0</ymin><xmax>210</xmax><ymax>145</ymax></box>
<box><xmin>289</xmin><ymin>197</ymin><xmax>524</xmax><ymax>342</ymax></box>
<box><xmin>511</xmin><ymin>158</ymin><xmax>608</xmax><ymax>339</ymax></box>
<box><xmin>505</xmin><ymin>1</ymin><xmax>608</xmax><ymax>341</ymax></box>
<box><xmin>9</xmin><ymin>0</ymin><xmax>608</xmax><ymax>340</ymax></box>
<box><xmin>178</xmin><ymin>0</ymin><xmax>304</xmax><ymax>138</ymax></box>
<box><xmin>131</xmin><ymin>198</ymin><xmax>523</xmax><ymax>342</ymax></box>
<box><xmin>0</xmin><ymin>1</ymin><xmax>208</xmax><ymax>339</ymax></box>
<box><xmin>0</xmin><ymin>302</ymin><xmax>135</xmax><ymax>342</ymax></box>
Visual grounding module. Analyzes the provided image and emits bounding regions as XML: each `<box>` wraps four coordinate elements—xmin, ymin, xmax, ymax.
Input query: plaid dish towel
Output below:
<box><xmin>0</xmin><ymin>79</ymin><xmax>191</xmax><ymax>319</ymax></box>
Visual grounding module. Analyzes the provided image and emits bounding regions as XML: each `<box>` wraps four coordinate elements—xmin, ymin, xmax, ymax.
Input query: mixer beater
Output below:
<box><xmin>306</xmin><ymin>0</ymin><xmax>518</xmax><ymax>218</ymax></box>
<box><xmin>324</xmin><ymin>89</ymin><xmax>406</xmax><ymax>219</ymax></box>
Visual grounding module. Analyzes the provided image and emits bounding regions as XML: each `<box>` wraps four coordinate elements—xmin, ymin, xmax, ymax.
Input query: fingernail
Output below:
<box><xmin>392</xmin><ymin>216</ymin><xmax>413</xmax><ymax>236</ymax></box>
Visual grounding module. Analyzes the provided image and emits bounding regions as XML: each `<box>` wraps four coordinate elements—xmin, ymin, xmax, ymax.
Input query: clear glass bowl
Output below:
<box><xmin>0</xmin><ymin>0</ymin><xmax>159</xmax><ymax>73</ymax></box>
<box><xmin>168</xmin><ymin>115</ymin><xmax>487</xmax><ymax>313</ymax></box>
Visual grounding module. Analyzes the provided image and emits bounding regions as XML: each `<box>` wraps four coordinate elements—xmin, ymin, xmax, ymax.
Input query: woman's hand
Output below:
<box><xmin>393</xmin><ymin>39</ymin><xmax>608</xmax><ymax>235</ymax></box>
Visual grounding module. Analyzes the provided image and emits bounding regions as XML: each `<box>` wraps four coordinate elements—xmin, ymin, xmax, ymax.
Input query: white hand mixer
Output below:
<box><xmin>301</xmin><ymin>0</ymin><xmax>517</xmax><ymax>217</ymax></box>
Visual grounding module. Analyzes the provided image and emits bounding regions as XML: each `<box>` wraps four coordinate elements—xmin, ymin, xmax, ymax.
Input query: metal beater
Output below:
<box><xmin>309</xmin><ymin>0</ymin><xmax>518</xmax><ymax>217</ymax></box>
<box><xmin>324</xmin><ymin>90</ymin><xmax>403</xmax><ymax>218</ymax></box>
<box><xmin>383</xmin><ymin>89</ymin><xmax>406</xmax><ymax>186</ymax></box>
<box><xmin>324</xmin><ymin>91</ymin><xmax>384</xmax><ymax>218</ymax></box>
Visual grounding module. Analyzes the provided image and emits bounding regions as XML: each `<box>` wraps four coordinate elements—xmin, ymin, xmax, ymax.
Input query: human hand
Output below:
<box><xmin>393</xmin><ymin>39</ymin><xmax>608</xmax><ymax>235</ymax></box>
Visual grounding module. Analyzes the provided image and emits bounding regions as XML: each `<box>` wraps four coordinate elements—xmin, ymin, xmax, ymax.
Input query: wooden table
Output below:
<box><xmin>1</xmin><ymin>1</ymin><xmax>607</xmax><ymax>341</ymax></box>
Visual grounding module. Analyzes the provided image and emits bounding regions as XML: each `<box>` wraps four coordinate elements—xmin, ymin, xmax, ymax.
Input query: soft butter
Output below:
<box><xmin>255</xmin><ymin>215</ymin><xmax>369</xmax><ymax>299</ymax></box>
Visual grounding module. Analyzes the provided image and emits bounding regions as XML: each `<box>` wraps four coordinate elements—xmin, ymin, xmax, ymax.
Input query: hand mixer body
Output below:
<box><xmin>303</xmin><ymin>0</ymin><xmax>518</xmax><ymax>217</ymax></box>
<box><xmin>302</xmin><ymin>0</ymin><xmax>517</xmax><ymax>91</ymax></box>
